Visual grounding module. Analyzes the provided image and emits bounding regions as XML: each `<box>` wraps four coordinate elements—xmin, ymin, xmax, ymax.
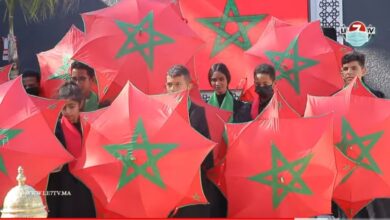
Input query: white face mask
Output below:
<box><xmin>345</xmin><ymin>31</ymin><xmax>369</xmax><ymax>47</ymax></box>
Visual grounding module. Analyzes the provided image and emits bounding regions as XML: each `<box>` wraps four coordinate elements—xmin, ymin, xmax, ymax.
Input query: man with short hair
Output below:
<box><xmin>21</xmin><ymin>69</ymin><xmax>41</xmax><ymax>96</ymax></box>
<box><xmin>332</xmin><ymin>51</ymin><xmax>387</xmax><ymax>218</ymax></box>
<box><xmin>70</xmin><ymin>61</ymin><xmax>99</xmax><ymax>111</ymax></box>
<box><xmin>341</xmin><ymin>51</ymin><xmax>384</xmax><ymax>97</ymax></box>
<box><xmin>165</xmin><ymin>64</ymin><xmax>226</xmax><ymax>218</ymax></box>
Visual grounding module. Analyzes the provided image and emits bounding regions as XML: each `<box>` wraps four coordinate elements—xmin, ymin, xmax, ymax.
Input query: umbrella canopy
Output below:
<box><xmin>37</xmin><ymin>25</ymin><xmax>85</xmax><ymax>99</ymax></box>
<box><xmin>179</xmin><ymin>0</ymin><xmax>308</xmax><ymax>90</ymax></box>
<box><xmin>305</xmin><ymin>78</ymin><xmax>390</xmax><ymax>217</ymax></box>
<box><xmin>224</xmin><ymin>113</ymin><xmax>336</xmax><ymax>217</ymax></box>
<box><xmin>71</xmin><ymin>82</ymin><xmax>216</xmax><ymax>217</ymax></box>
<box><xmin>0</xmin><ymin>78</ymin><xmax>73</xmax><ymax>207</ymax></box>
<box><xmin>244</xmin><ymin>19</ymin><xmax>344</xmax><ymax>115</ymax></box>
<box><xmin>73</xmin><ymin>0</ymin><xmax>204</xmax><ymax>102</ymax></box>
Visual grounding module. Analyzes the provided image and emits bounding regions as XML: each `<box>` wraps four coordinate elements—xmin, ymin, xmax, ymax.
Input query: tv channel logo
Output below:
<box><xmin>339</xmin><ymin>21</ymin><xmax>376</xmax><ymax>47</ymax></box>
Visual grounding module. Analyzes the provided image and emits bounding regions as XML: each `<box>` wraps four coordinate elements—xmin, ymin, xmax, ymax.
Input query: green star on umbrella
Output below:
<box><xmin>48</xmin><ymin>54</ymin><xmax>72</xmax><ymax>80</ymax></box>
<box><xmin>336</xmin><ymin>117</ymin><xmax>383</xmax><ymax>183</ymax></box>
<box><xmin>105</xmin><ymin>118</ymin><xmax>177</xmax><ymax>189</ymax></box>
<box><xmin>0</xmin><ymin>129</ymin><xmax>22</xmax><ymax>174</ymax></box>
<box><xmin>265</xmin><ymin>37</ymin><xmax>318</xmax><ymax>94</ymax></box>
<box><xmin>197</xmin><ymin>0</ymin><xmax>266</xmax><ymax>57</ymax></box>
<box><xmin>249</xmin><ymin>143</ymin><xmax>313</xmax><ymax>208</ymax></box>
<box><xmin>115</xmin><ymin>11</ymin><xmax>174</xmax><ymax>69</ymax></box>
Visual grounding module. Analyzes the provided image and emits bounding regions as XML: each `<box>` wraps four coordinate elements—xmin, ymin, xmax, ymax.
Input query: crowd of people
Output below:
<box><xmin>10</xmin><ymin>50</ymin><xmax>386</xmax><ymax>218</ymax></box>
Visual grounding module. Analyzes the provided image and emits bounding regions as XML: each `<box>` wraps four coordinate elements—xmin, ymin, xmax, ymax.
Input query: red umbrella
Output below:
<box><xmin>333</xmin><ymin>77</ymin><xmax>376</xmax><ymax>98</ymax></box>
<box><xmin>224</xmin><ymin>113</ymin><xmax>336</xmax><ymax>217</ymax></box>
<box><xmin>73</xmin><ymin>0</ymin><xmax>204</xmax><ymax>102</ymax></box>
<box><xmin>70</xmin><ymin>82</ymin><xmax>215</xmax><ymax>217</ymax></box>
<box><xmin>257</xmin><ymin>88</ymin><xmax>300</xmax><ymax>119</ymax></box>
<box><xmin>305</xmin><ymin>79</ymin><xmax>390</xmax><ymax>218</ymax></box>
<box><xmin>0</xmin><ymin>78</ymin><xmax>73</xmax><ymax>206</ymax></box>
<box><xmin>244</xmin><ymin>19</ymin><xmax>344</xmax><ymax>115</ymax></box>
<box><xmin>0</xmin><ymin>64</ymin><xmax>12</xmax><ymax>84</ymax></box>
<box><xmin>208</xmin><ymin>88</ymin><xmax>299</xmax><ymax>196</ymax></box>
<box><xmin>37</xmin><ymin>25</ymin><xmax>85</xmax><ymax>99</ymax></box>
<box><xmin>179</xmin><ymin>0</ymin><xmax>308</xmax><ymax>90</ymax></box>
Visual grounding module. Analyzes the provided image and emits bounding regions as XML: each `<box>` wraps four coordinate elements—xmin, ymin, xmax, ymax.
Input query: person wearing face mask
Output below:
<box><xmin>21</xmin><ymin>69</ymin><xmax>41</xmax><ymax>96</ymax></box>
<box><xmin>250</xmin><ymin>63</ymin><xmax>276</xmax><ymax>119</ymax></box>
<box><xmin>207</xmin><ymin>63</ymin><xmax>251</xmax><ymax>123</ymax></box>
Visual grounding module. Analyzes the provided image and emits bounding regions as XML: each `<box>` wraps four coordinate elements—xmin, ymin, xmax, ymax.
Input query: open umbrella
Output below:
<box><xmin>73</xmin><ymin>0</ymin><xmax>204</xmax><ymax>102</ymax></box>
<box><xmin>305</xmin><ymin>78</ymin><xmax>390</xmax><ymax>217</ymax></box>
<box><xmin>0</xmin><ymin>64</ymin><xmax>12</xmax><ymax>84</ymax></box>
<box><xmin>224</xmin><ymin>113</ymin><xmax>336</xmax><ymax>217</ymax></box>
<box><xmin>37</xmin><ymin>25</ymin><xmax>85</xmax><ymax>99</ymax></box>
<box><xmin>70</xmin><ymin>82</ymin><xmax>215</xmax><ymax>217</ymax></box>
<box><xmin>333</xmin><ymin>77</ymin><xmax>376</xmax><ymax>98</ymax></box>
<box><xmin>179</xmin><ymin>0</ymin><xmax>308</xmax><ymax>90</ymax></box>
<box><xmin>244</xmin><ymin>19</ymin><xmax>344</xmax><ymax>115</ymax></box>
<box><xmin>0</xmin><ymin>78</ymin><xmax>73</xmax><ymax>207</ymax></box>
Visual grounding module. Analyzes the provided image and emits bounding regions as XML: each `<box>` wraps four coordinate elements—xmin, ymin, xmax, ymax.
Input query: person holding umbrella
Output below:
<box><xmin>20</xmin><ymin>69</ymin><xmax>41</xmax><ymax>96</ymax></box>
<box><xmin>251</xmin><ymin>63</ymin><xmax>276</xmax><ymax>119</ymax></box>
<box><xmin>70</xmin><ymin>61</ymin><xmax>99</xmax><ymax>112</ymax></box>
<box><xmin>340</xmin><ymin>51</ymin><xmax>384</xmax><ymax>98</ymax></box>
<box><xmin>332</xmin><ymin>51</ymin><xmax>387</xmax><ymax>218</ymax></box>
<box><xmin>46</xmin><ymin>81</ymin><xmax>96</xmax><ymax>217</ymax></box>
<box><xmin>165</xmin><ymin>64</ymin><xmax>225</xmax><ymax>217</ymax></box>
<box><xmin>207</xmin><ymin>63</ymin><xmax>251</xmax><ymax>123</ymax></box>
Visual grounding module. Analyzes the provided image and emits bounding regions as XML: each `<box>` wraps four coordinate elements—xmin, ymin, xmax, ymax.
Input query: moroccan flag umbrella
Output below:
<box><xmin>223</xmin><ymin>113</ymin><xmax>336</xmax><ymax>217</ymax></box>
<box><xmin>0</xmin><ymin>78</ymin><xmax>73</xmax><ymax>207</ymax></box>
<box><xmin>305</xmin><ymin>79</ymin><xmax>390</xmax><ymax>218</ymax></box>
<box><xmin>333</xmin><ymin>77</ymin><xmax>376</xmax><ymax>98</ymax></box>
<box><xmin>37</xmin><ymin>25</ymin><xmax>85</xmax><ymax>99</ymax></box>
<box><xmin>179</xmin><ymin>0</ymin><xmax>308</xmax><ymax>90</ymax></box>
<box><xmin>70</xmin><ymin>82</ymin><xmax>216</xmax><ymax>217</ymax></box>
<box><xmin>73</xmin><ymin>0</ymin><xmax>204</xmax><ymax>102</ymax></box>
<box><xmin>208</xmin><ymin>88</ymin><xmax>300</xmax><ymax>196</ymax></box>
<box><xmin>244</xmin><ymin>19</ymin><xmax>344</xmax><ymax>115</ymax></box>
<box><xmin>0</xmin><ymin>64</ymin><xmax>12</xmax><ymax>84</ymax></box>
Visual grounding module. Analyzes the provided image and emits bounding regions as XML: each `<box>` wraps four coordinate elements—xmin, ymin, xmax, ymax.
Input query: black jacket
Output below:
<box><xmin>46</xmin><ymin>120</ymin><xmax>96</xmax><ymax>218</ymax></box>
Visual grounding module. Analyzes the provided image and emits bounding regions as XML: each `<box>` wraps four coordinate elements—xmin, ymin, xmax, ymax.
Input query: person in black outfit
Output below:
<box><xmin>333</xmin><ymin>51</ymin><xmax>386</xmax><ymax>218</ymax></box>
<box><xmin>250</xmin><ymin>64</ymin><xmax>276</xmax><ymax>119</ymax></box>
<box><xmin>46</xmin><ymin>81</ymin><xmax>96</xmax><ymax>217</ymax></box>
<box><xmin>166</xmin><ymin>64</ymin><xmax>225</xmax><ymax>217</ymax></box>
<box><xmin>207</xmin><ymin>63</ymin><xmax>251</xmax><ymax>123</ymax></box>
<box><xmin>340</xmin><ymin>51</ymin><xmax>384</xmax><ymax>98</ymax></box>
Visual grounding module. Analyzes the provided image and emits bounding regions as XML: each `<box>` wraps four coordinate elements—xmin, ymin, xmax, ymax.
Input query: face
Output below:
<box><xmin>341</xmin><ymin>61</ymin><xmax>366</xmax><ymax>85</ymax></box>
<box><xmin>71</xmin><ymin>68</ymin><xmax>93</xmax><ymax>97</ymax></box>
<box><xmin>61</xmin><ymin>99</ymin><xmax>81</xmax><ymax>123</ymax></box>
<box><xmin>254</xmin><ymin>73</ymin><xmax>274</xmax><ymax>88</ymax></box>
<box><xmin>166</xmin><ymin>75</ymin><xmax>191</xmax><ymax>93</ymax></box>
<box><xmin>22</xmin><ymin>76</ymin><xmax>39</xmax><ymax>89</ymax></box>
<box><xmin>210</xmin><ymin>71</ymin><xmax>228</xmax><ymax>95</ymax></box>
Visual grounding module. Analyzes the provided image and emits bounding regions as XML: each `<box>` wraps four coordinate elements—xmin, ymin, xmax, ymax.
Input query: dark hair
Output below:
<box><xmin>254</xmin><ymin>63</ymin><xmax>276</xmax><ymax>81</ymax></box>
<box><xmin>167</xmin><ymin>64</ymin><xmax>191</xmax><ymax>82</ymax></box>
<box><xmin>58</xmin><ymin>81</ymin><xmax>84</xmax><ymax>104</ymax></box>
<box><xmin>21</xmin><ymin>69</ymin><xmax>41</xmax><ymax>82</ymax></box>
<box><xmin>342</xmin><ymin>51</ymin><xmax>365</xmax><ymax>67</ymax></box>
<box><xmin>208</xmin><ymin>63</ymin><xmax>231</xmax><ymax>86</ymax></box>
<box><xmin>70</xmin><ymin>61</ymin><xmax>95</xmax><ymax>78</ymax></box>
